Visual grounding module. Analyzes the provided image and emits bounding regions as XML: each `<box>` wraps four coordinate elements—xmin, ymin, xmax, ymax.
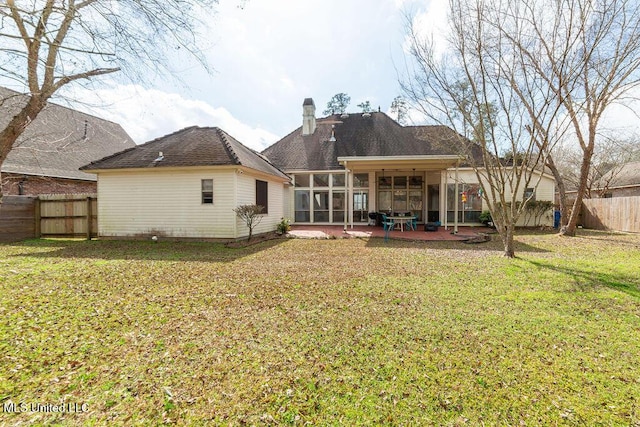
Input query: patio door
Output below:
<box><xmin>377</xmin><ymin>173</ymin><xmax>424</xmax><ymax>221</ymax></box>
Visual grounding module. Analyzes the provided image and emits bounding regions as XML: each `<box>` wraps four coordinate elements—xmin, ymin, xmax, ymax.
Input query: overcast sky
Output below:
<box><xmin>4</xmin><ymin>0</ymin><xmax>637</xmax><ymax>151</ymax></box>
<box><xmin>56</xmin><ymin>0</ymin><xmax>445</xmax><ymax>150</ymax></box>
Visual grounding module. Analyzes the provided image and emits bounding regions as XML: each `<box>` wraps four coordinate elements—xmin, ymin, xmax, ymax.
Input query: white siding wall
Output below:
<box><xmin>97</xmin><ymin>168</ymin><xmax>238</xmax><ymax>238</ymax></box>
<box><xmin>234</xmin><ymin>173</ymin><xmax>285</xmax><ymax>238</ymax></box>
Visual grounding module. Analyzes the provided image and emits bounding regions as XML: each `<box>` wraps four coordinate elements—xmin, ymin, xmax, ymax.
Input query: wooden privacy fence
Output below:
<box><xmin>37</xmin><ymin>194</ymin><xmax>97</xmax><ymax>239</ymax></box>
<box><xmin>582</xmin><ymin>196</ymin><xmax>640</xmax><ymax>233</ymax></box>
<box><xmin>0</xmin><ymin>196</ymin><xmax>37</xmax><ymax>242</ymax></box>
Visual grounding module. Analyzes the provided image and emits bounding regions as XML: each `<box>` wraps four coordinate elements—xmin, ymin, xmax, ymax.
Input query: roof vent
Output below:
<box><xmin>329</xmin><ymin>125</ymin><xmax>336</xmax><ymax>142</ymax></box>
<box><xmin>154</xmin><ymin>151</ymin><xmax>164</xmax><ymax>162</ymax></box>
<box><xmin>362</xmin><ymin>112</ymin><xmax>371</xmax><ymax>118</ymax></box>
<box><xmin>340</xmin><ymin>113</ymin><xmax>349</xmax><ymax>119</ymax></box>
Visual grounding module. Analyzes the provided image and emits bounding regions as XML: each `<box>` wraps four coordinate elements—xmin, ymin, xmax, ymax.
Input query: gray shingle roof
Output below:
<box><xmin>596</xmin><ymin>160</ymin><xmax>640</xmax><ymax>188</ymax></box>
<box><xmin>261</xmin><ymin>111</ymin><xmax>476</xmax><ymax>171</ymax></box>
<box><xmin>1</xmin><ymin>86</ymin><xmax>136</xmax><ymax>181</ymax></box>
<box><xmin>81</xmin><ymin>126</ymin><xmax>289</xmax><ymax>180</ymax></box>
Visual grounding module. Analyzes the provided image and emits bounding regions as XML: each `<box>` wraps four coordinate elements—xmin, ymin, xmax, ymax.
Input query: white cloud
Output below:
<box><xmin>402</xmin><ymin>1</ymin><xmax>450</xmax><ymax>57</ymax></box>
<box><xmin>63</xmin><ymin>84</ymin><xmax>279</xmax><ymax>151</ymax></box>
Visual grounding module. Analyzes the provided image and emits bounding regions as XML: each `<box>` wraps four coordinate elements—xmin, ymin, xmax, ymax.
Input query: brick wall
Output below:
<box><xmin>1</xmin><ymin>173</ymin><xmax>96</xmax><ymax>196</ymax></box>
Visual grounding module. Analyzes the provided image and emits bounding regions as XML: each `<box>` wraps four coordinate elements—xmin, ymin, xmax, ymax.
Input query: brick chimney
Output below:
<box><xmin>302</xmin><ymin>98</ymin><xmax>316</xmax><ymax>135</ymax></box>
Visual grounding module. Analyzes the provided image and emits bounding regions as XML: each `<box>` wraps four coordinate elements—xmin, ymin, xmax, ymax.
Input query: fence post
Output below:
<box><xmin>34</xmin><ymin>198</ymin><xmax>41</xmax><ymax>238</ymax></box>
<box><xmin>86</xmin><ymin>196</ymin><xmax>92</xmax><ymax>240</ymax></box>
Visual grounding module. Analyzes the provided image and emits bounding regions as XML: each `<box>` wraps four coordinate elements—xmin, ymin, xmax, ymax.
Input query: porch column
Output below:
<box><xmin>454</xmin><ymin>160</ymin><xmax>459</xmax><ymax>234</ymax></box>
<box><xmin>344</xmin><ymin>162</ymin><xmax>348</xmax><ymax>232</ymax></box>
<box><xmin>443</xmin><ymin>170</ymin><xmax>448</xmax><ymax>230</ymax></box>
<box><xmin>348</xmin><ymin>168</ymin><xmax>354</xmax><ymax>229</ymax></box>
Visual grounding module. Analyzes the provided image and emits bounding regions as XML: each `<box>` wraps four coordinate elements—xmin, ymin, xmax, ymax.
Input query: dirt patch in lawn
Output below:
<box><xmin>224</xmin><ymin>232</ymin><xmax>288</xmax><ymax>248</ymax></box>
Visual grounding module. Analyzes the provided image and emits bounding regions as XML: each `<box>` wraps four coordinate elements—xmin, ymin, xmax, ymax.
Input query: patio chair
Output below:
<box><xmin>381</xmin><ymin>214</ymin><xmax>395</xmax><ymax>241</ymax></box>
<box><xmin>409</xmin><ymin>215</ymin><xmax>418</xmax><ymax>231</ymax></box>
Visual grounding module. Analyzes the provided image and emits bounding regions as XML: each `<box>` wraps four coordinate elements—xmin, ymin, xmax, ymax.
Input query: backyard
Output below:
<box><xmin>0</xmin><ymin>231</ymin><xmax>639</xmax><ymax>425</ymax></box>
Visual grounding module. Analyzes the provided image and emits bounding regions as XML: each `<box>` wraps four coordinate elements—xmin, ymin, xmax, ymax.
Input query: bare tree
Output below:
<box><xmin>0</xmin><ymin>0</ymin><xmax>220</xmax><ymax>202</ymax></box>
<box><xmin>556</xmin><ymin>135</ymin><xmax>640</xmax><ymax>198</ymax></box>
<box><xmin>401</xmin><ymin>0</ymin><xmax>549</xmax><ymax>257</ymax></box>
<box><xmin>357</xmin><ymin>100</ymin><xmax>372</xmax><ymax>113</ymax></box>
<box><xmin>323</xmin><ymin>93</ymin><xmax>351</xmax><ymax>115</ymax></box>
<box><xmin>491</xmin><ymin>0</ymin><xmax>640</xmax><ymax>236</ymax></box>
<box><xmin>233</xmin><ymin>204</ymin><xmax>264</xmax><ymax>242</ymax></box>
<box><xmin>390</xmin><ymin>95</ymin><xmax>408</xmax><ymax>124</ymax></box>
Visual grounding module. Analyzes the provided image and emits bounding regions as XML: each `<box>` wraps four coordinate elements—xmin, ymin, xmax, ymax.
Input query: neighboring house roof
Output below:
<box><xmin>81</xmin><ymin>126</ymin><xmax>290</xmax><ymax>180</ymax></box>
<box><xmin>0</xmin><ymin>86</ymin><xmax>136</xmax><ymax>181</ymax></box>
<box><xmin>595</xmin><ymin>160</ymin><xmax>640</xmax><ymax>189</ymax></box>
<box><xmin>261</xmin><ymin>111</ymin><xmax>478</xmax><ymax>171</ymax></box>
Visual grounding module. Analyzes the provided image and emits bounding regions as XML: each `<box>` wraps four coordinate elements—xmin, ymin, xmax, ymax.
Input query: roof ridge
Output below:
<box><xmin>79</xmin><ymin>126</ymin><xmax>199</xmax><ymax>171</ymax></box>
<box><xmin>215</xmin><ymin>127</ymin><xmax>241</xmax><ymax>165</ymax></box>
<box><xmin>138</xmin><ymin>126</ymin><xmax>199</xmax><ymax>147</ymax></box>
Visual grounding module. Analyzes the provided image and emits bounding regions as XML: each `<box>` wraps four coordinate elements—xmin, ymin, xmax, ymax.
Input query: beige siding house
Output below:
<box><xmin>82</xmin><ymin>126</ymin><xmax>289</xmax><ymax>240</ymax></box>
<box><xmin>262</xmin><ymin>98</ymin><xmax>556</xmax><ymax>230</ymax></box>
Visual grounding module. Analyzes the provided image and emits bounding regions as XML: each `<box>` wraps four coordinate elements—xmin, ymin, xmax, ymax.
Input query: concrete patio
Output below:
<box><xmin>289</xmin><ymin>225</ymin><xmax>493</xmax><ymax>241</ymax></box>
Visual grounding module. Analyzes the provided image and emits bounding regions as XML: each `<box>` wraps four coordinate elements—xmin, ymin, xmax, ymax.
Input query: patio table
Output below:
<box><xmin>388</xmin><ymin>216</ymin><xmax>414</xmax><ymax>232</ymax></box>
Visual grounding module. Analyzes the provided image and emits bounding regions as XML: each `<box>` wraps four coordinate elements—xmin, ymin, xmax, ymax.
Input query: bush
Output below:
<box><xmin>276</xmin><ymin>218</ymin><xmax>291</xmax><ymax>235</ymax></box>
<box><xmin>479</xmin><ymin>210</ymin><xmax>493</xmax><ymax>226</ymax></box>
<box><xmin>233</xmin><ymin>204</ymin><xmax>264</xmax><ymax>241</ymax></box>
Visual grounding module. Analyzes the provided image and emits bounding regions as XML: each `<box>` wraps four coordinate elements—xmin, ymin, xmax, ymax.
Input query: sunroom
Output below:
<box><xmin>288</xmin><ymin>155</ymin><xmax>484</xmax><ymax>231</ymax></box>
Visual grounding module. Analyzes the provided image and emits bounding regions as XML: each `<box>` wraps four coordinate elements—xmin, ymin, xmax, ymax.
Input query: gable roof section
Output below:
<box><xmin>81</xmin><ymin>126</ymin><xmax>289</xmax><ymax>180</ymax></box>
<box><xmin>261</xmin><ymin>111</ymin><xmax>474</xmax><ymax>171</ymax></box>
<box><xmin>1</xmin><ymin>86</ymin><xmax>136</xmax><ymax>181</ymax></box>
<box><xmin>596</xmin><ymin>160</ymin><xmax>640</xmax><ymax>189</ymax></box>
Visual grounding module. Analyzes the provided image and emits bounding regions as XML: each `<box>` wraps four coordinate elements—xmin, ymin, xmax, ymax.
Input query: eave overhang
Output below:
<box><xmin>337</xmin><ymin>155</ymin><xmax>462</xmax><ymax>170</ymax></box>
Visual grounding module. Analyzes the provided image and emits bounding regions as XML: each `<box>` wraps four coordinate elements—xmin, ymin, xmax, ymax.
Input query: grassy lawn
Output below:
<box><xmin>1</xmin><ymin>231</ymin><xmax>639</xmax><ymax>425</ymax></box>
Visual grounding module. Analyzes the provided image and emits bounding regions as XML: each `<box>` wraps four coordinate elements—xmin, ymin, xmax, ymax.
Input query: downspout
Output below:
<box><xmin>454</xmin><ymin>160</ymin><xmax>459</xmax><ymax>234</ymax></box>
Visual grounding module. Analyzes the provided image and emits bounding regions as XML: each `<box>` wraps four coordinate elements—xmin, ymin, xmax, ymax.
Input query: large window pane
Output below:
<box><xmin>409</xmin><ymin>190</ymin><xmax>423</xmax><ymax>222</ymax></box>
<box><xmin>353</xmin><ymin>191</ymin><xmax>368</xmax><ymax>222</ymax></box>
<box><xmin>313</xmin><ymin>191</ymin><xmax>329</xmax><ymax>222</ymax></box>
<box><xmin>409</xmin><ymin>176</ymin><xmax>423</xmax><ymax>189</ymax></box>
<box><xmin>394</xmin><ymin>176</ymin><xmax>407</xmax><ymax>188</ymax></box>
<box><xmin>354</xmin><ymin>173</ymin><xmax>369</xmax><ymax>187</ymax></box>
<box><xmin>332</xmin><ymin>174</ymin><xmax>345</xmax><ymax>187</ymax></box>
<box><xmin>314</xmin><ymin>174</ymin><xmax>329</xmax><ymax>187</ymax></box>
<box><xmin>378</xmin><ymin>176</ymin><xmax>392</xmax><ymax>189</ymax></box>
<box><xmin>333</xmin><ymin>191</ymin><xmax>345</xmax><ymax>223</ymax></box>
<box><xmin>447</xmin><ymin>183</ymin><xmax>482</xmax><ymax>223</ymax></box>
<box><xmin>379</xmin><ymin>190</ymin><xmax>392</xmax><ymax>212</ymax></box>
<box><xmin>393</xmin><ymin>190</ymin><xmax>407</xmax><ymax>212</ymax></box>
<box><xmin>295</xmin><ymin>190</ymin><xmax>310</xmax><ymax>222</ymax></box>
<box><xmin>295</xmin><ymin>174</ymin><xmax>310</xmax><ymax>187</ymax></box>
<box><xmin>427</xmin><ymin>184</ymin><xmax>440</xmax><ymax>222</ymax></box>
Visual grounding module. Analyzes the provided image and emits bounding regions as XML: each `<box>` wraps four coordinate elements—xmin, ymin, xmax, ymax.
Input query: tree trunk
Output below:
<box><xmin>544</xmin><ymin>154</ymin><xmax>569</xmax><ymax>228</ymax></box>
<box><xmin>0</xmin><ymin>94</ymin><xmax>48</xmax><ymax>203</ymax></box>
<box><xmin>497</xmin><ymin>225</ymin><xmax>516</xmax><ymax>258</ymax></box>
<box><xmin>560</xmin><ymin>142</ymin><xmax>595</xmax><ymax>237</ymax></box>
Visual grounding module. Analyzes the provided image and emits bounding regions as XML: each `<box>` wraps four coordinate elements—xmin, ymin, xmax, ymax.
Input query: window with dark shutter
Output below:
<box><xmin>256</xmin><ymin>180</ymin><xmax>268</xmax><ymax>213</ymax></box>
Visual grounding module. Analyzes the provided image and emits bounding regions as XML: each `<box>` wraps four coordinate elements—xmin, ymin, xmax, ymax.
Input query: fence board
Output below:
<box><xmin>0</xmin><ymin>196</ymin><xmax>37</xmax><ymax>242</ymax></box>
<box><xmin>38</xmin><ymin>194</ymin><xmax>97</xmax><ymax>238</ymax></box>
<box><xmin>582</xmin><ymin>197</ymin><xmax>640</xmax><ymax>233</ymax></box>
